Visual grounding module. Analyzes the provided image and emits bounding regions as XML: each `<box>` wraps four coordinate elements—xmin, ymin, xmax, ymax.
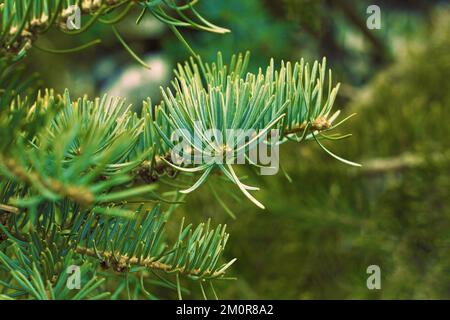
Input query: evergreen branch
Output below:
<box><xmin>0</xmin><ymin>90</ymin><xmax>162</xmax><ymax>211</ymax></box>
<box><xmin>152</xmin><ymin>52</ymin><xmax>355</xmax><ymax>205</ymax></box>
<box><xmin>72</xmin><ymin>206</ymin><xmax>235</xmax><ymax>279</ymax></box>
<box><xmin>0</xmin><ymin>52</ymin><xmax>356</xmax><ymax>210</ymax></box>
<box><xmin>0</xmin><ymin>239</ymin><xmax>107</xmax><ymax>300</ymax></box>
<box><xmin>75</xmin><ymin>247</ymin><xmax>231</xmax><ymax>278</ymax></box>
<box><xmin>0</xmin><ymin>203</ymin><xmax>234</xmax><ymax>299</ymax></box>
<box><xmin>0</xmin><ymin>0</ymin><xmax>361</xmax><ymax>301</ymax></box>
<box><xmin>0</xmin><ymin>0</ymin><xmax>228</xmax><ymax>61</ymax></box>
<box><xmin>0</xmin><ymin>155</ymin><xmax>96</xmax><ymax>207</ymax></box>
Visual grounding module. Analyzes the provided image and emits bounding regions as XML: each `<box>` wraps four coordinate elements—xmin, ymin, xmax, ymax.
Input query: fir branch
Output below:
<box><xmin>0</xmin><ymin>0</ymin><xmax>361</xmax><ymax>301</ymax></box>
<box><xmin>0</xmin><ymin>0</ymin><xmax>229</xmax><ymax>61</ymax></box>
<box><xmin>75</xmin><ymin>247</ymin><xmax>230</xmax><ymax>278</ymax></box>
<box><xmin>0</xmin><ymin>204</ymin><xmax>235</xmax><ymax>299</ymax></box>
<box><xmin>0</xmin><ymin>155</ymin><xmax>96</xmax><ymax>207</ymax></box>
<box><xmin>0</xmin><ymin>53</ymin><xmax>356</xmax><ymax>210</ymax></box>
<box><xmin>71</xmin><ymin>207</ymin><xmax>235</xmax><ymax>280</ymax></box>
<box><xmin>152</xmin><ymin>52</ymin><xmax>356</xmax><ymax>205</ymax></box>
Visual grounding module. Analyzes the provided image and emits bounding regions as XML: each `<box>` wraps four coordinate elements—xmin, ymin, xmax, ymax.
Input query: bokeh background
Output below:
<box><xmin>24</xmin><ymin>0</ymin><xmax>450</xmax><ymax>299</ymax></box>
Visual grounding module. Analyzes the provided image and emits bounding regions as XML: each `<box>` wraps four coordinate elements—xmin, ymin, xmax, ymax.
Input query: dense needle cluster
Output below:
<box><xmin>0</xmin><ymin>0</ymin><xmax>356</xmax><ymax>299</ymax></box>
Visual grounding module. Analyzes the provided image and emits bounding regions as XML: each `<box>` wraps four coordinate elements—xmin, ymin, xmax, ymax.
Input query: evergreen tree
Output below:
<box><xmin>0</xmin><ymin>0</ymin><xmax>355</xmax><ymax>299</ymax></box>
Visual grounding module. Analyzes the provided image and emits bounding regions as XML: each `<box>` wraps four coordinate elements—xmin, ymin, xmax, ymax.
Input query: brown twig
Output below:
<box><xmin>283</xmin><ymin>117</ymin><xmax>332</xmax><ymax>135</ymax></box>
<box><xmin>75</xmin><ymin>246</ymin><xmax>225</xmax><ymax>277</ymax></box>
<box><xmin>0</xmin><ymin>203</ymin><xmax>19</xmax><ymax>214</ymax></box>
<box><xmin>0</xmin><ymin>155</ymin><xmax>95</xmax><ymax>207</ymax></box>
<box><xmin>1</xmin><ymin>0</ymin><xmax>140</xmax><ymax>57</ymax></box>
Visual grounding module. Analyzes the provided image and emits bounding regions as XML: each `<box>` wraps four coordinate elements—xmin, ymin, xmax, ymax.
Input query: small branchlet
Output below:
<box><xmin>0</xmin><ymin>156</ymin><xmax>96</xmax><ymax>207</ymax></box>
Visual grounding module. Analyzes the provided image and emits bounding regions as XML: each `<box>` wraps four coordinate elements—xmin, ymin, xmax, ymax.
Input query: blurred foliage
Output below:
<box><xmin>164</xmin><ymin>0</ymin><xmax>295</xmax><ymax>71</ymax></box>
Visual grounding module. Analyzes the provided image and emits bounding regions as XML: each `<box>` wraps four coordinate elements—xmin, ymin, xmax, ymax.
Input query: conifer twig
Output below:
<box><xmin>0</xmin><ymin>203</ymin><xmax>19</xmax><ymax>214</ymax></box>
<box><xmin>0</xmin><ymin>155</ymin><xmax>95</xmax><ymax>207</ymax></box>
<box><xmin>75</xmin><ymin>247</ymin><xmax>228</xmax><ymax>278</ymax></box>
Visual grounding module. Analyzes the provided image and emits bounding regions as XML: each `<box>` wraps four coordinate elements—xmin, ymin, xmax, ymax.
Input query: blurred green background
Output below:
<box><xmin>24</xmin><ymin>0</ymin><xmax>450</xmax><ymax>299</ymax></box>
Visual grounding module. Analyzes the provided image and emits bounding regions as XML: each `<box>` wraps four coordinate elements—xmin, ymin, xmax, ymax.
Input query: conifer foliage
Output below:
<box><xmin>0</xmin><ymin>0</ymin><xmax>356</xmax><ymax>299</ymax></box>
